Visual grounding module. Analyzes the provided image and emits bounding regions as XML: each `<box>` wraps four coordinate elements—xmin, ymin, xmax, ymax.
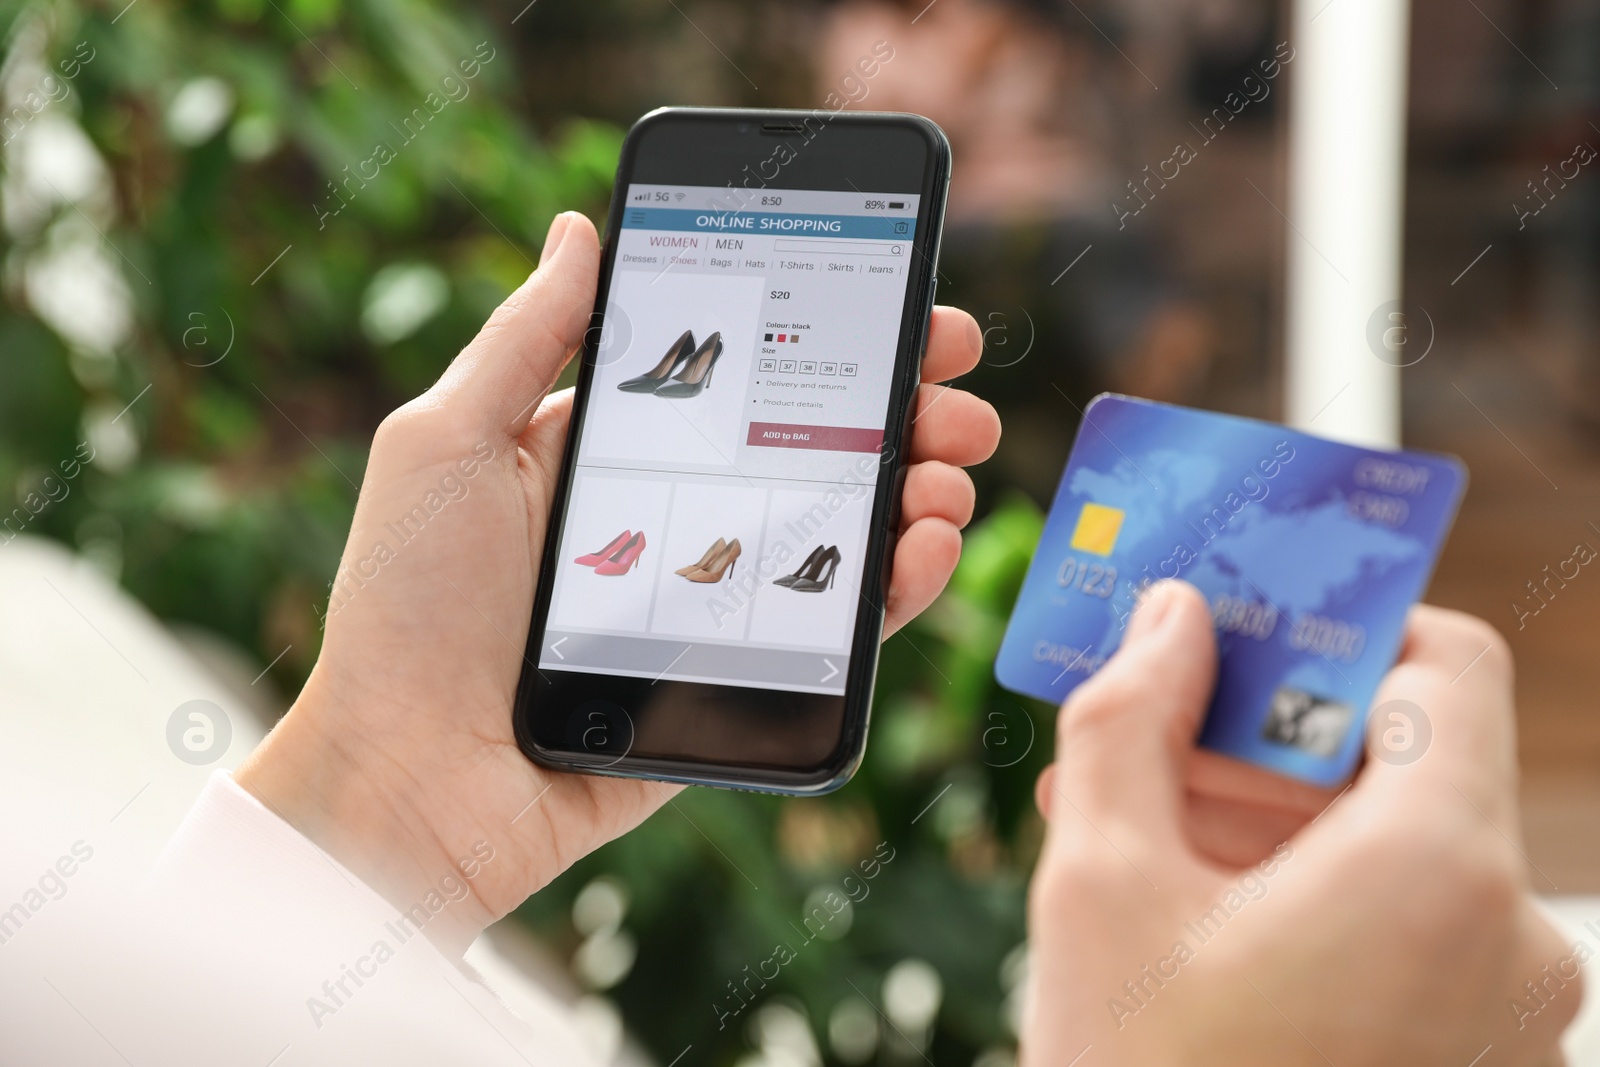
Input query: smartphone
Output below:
<box><xmin>512</xmin><ymin>107</ymin><xmax>951</xmax><ymax>794</ymax></box>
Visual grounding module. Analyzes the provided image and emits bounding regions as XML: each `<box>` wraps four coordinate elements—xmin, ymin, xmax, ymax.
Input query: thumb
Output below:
<box><xmin>1043</xmin><ymin>580</ymin><xmax>1217</xmax><ymax>854</ymax></box>
<box><xmin>1340</xmin><ymin>605</ymin><xmax>1521</xmax><ymax>835</ymax></box>
<box><xmin>431</xmin><ymin>210</ymin><xmax>601</xmax><ymax>439</ymax></box>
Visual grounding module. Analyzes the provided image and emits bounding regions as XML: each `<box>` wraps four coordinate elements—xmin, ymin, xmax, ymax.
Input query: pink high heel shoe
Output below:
<box><xmin>594</xmin><ymin>531</ymin><xmax>646</xmax><ymax>575</ymax></box>
<box><xmin>575</xmin><ymin>530</ymin><xmax>631</xmax><ymax>567</ymax></box>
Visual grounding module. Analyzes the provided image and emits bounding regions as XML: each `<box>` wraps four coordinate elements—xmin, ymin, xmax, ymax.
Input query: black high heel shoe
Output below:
<box><xmin>786</xmin><ymin>546</ymin><xmax>841</xmax><ymax>593</ymax></box>
<box><xmin>773</xmin><ymin>545</ymin><xmax>826</xmax><ymax>588</ymax></box>
<box><xmin>618</xmin><ymin>330</ymin><xmax>696</xmax><ymax>393</ymax></box>
<box><xmin>654</xmin><ymin>332</ymin><xmax>722</xmax><ymax>398</ymax></box>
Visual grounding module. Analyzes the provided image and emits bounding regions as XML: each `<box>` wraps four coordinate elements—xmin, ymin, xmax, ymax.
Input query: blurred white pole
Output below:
<box><xmin>1283</xmin><ymin>0</ymin><xmax>1411</xmax><ymax>448</ymax></box>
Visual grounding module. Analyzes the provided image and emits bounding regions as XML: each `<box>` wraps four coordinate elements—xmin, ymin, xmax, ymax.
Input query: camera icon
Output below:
<box><xmin>1365</xmin><ymin>299</ymin><xmax>1433</xmax><ymax>368</ymax></box>
<box><xmin>979</xmin><ymin>704</ymin><xmax>1036</xmax><ymax>768</ymax></box>
<box><xmin>568</xmin><ymin>700</ymin><xmax>636</xmax><ymax>768</ymax></box>
<box><xmin>1369</xmin><ymin>699</ymin><xmax>1432</xmax><ymax>766</ymax></box>
<box><xmin>166</xmin><ymin>699</ymin><xmax>233</xmax><ymax>766</ymax></box>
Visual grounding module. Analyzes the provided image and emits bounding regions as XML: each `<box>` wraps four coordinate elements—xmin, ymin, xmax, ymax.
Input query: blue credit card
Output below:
<box><xmin>995</xmin><ymin>394</ymin><xmax>1467</xmax><ymax>786</ymax></box>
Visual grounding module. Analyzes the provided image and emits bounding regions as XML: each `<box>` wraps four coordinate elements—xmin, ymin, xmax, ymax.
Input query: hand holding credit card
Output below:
<box><xmin>995</xmin><ymin>395</ymin><xmax>1467</xmax><ymax>786</ymax></box>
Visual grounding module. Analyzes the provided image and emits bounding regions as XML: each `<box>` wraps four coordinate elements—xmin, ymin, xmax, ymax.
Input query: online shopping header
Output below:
<box><xmin>619</xmin><ymin>207</ymin><xmax>916</xmax><ymax>241</ymax></box>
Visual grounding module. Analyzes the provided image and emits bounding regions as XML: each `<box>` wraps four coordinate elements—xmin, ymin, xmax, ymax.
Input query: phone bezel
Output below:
<box><xmin>512</xmin><ymin>107</ymin><xmax>951</xmax><ymax>794</ymax></box>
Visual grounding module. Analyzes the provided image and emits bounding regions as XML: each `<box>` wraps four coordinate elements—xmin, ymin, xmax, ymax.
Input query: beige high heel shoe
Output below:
<box><xmin>685</xmin><ymin>538</ymin><xmax>741</xmax><ymax>583</ymax></box>
<box><xmin>675</xmin><ymin>537</ymin><xmax>726</xmax><ymax>577</ymax></box>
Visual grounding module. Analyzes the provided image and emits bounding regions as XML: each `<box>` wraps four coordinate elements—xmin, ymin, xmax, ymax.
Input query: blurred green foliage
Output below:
<box><xmin>1</xmin><ymin>0</ymin><xmax>620</xmax><ymax>677</ymax></box>
<box><xmin>1</xmin><ymin>2</ymin><xmax>1055</xmax><ymax>1063</ymax></box>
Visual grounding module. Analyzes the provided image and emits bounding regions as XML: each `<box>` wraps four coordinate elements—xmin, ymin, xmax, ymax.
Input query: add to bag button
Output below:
<box><xmin>746</xmin><ymin>422</ymin><xmax>885</xmax><ymax>452</ymax></box>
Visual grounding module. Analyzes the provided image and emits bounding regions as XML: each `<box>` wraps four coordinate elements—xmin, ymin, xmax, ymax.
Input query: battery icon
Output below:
<box><xmin>888</xmin><ymin>201</ymin><xmax>905</xmax><ymax>209</ymax></box>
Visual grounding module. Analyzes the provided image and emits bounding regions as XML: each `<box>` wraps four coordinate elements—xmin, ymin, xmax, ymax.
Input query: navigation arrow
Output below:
<box><xmin>550</xmin><ymin>637</ymin><xmax>567</xmax><ymax>660</ymax></box>
<box><xmin>820</xmin><ymin>658</ymin><xmax>839</xmax><ymax>684</ymax></box>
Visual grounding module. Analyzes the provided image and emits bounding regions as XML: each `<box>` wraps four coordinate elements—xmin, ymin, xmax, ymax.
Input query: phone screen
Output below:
<box><xmin>516</xmin><ymin>110</ymin><xmax>947</xmax><ymax>790</ymax></box>
<box><xmin>539</xmin><ymin>183</ymin><xmax>922</xmax><ymax>695</ymax></box>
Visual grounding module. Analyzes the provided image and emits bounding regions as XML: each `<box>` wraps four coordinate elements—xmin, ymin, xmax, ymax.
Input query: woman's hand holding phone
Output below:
<box><xmin>234</xmin><ymin>211</ymin><xmax>1000</xmax><ymax>956</ymax></box>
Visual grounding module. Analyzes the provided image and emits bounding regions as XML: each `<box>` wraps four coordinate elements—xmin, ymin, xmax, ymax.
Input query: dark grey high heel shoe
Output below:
<box><xmin>654</xmin><ymin>333</ymin><xmax>723</xmax><ymax>398</ymax></box>
<box><xmin>774</xmin><ymin>545</ymin><xmax>826</xmax><ymax>588</ymax></box>
<box><xmin>618</xmin><ymin>330</ymin><xmax>696</xmax><ymax>392</ymax></box>
<box><xmin>787</xmin><ymin>546</ymin><xmax>841</xmax><ymax>593</ymax></box>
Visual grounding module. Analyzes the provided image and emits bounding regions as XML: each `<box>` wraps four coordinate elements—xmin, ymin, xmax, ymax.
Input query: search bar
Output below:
<box><xmin>773</xmin><ymin>239</ymin><xmax>902</xmax><ymax>257</ymax></box>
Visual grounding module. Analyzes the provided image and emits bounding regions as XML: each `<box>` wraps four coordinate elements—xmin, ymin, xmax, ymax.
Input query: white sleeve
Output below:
<box><xmin>30</xmin><ymin>772</ymin><xmax>602</xmax><ymax>1067</ymax></box>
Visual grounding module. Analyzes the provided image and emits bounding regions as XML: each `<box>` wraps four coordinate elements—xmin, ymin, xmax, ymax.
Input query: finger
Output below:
<box><xmin>1350</xmin><ymin>605</ymin><xmax>1518</xmax><ymax>825</ymax></box>
<box><xmin>882</xmin><ymin>516</ymin><xmax>962</xmax><ymax>638</ymax></box>
<box><xmin>1035</xmin><ymin>763</ymin><xmax>1056</xmax><ymax>818</ymax></box>
<box><xmin>1180</xmin><ymin>749</ymin><xmax>1341</xmax><ymax>867</ymax></box>
<box><xmin>1049</xmin><ymin>581</ymin><xmax>1217</xmax><ymax>852</ymax></box>
<box><xmin>921</xmin><ymin>306</ymin><xmax>983</xmax><ymax>383</ymax></box>
<box><xmin>517</xmin><ymin>388</ymin><xmax>575</xmax><ymax>498</ymax></box>
<box><xmin>1184</xmin><ymin>748</ymin><xmax>1343</xmax><ymax>820</ymax></box>
<box><xmin>1184</xmin><ymin>742</ymin><xmax>1344</xmax><ymax>819</ymax></box>
<box><xmin>898</xmin><ymin>460</ymin><xmax>976</xmax><ymax>531</ymax></box>
<box><xmin>907</xmin><ymin>384</ymin><xmax>1001</xmax><ymax>468</ymax></box>
<box><xmin>1182</xmin><ymin>788</ymin><xmax>1319</xmax><ymax>869</ymax></box>
<box><xmin>431</xmin><ymin>212</ymin><xmax>601</xmax><ymax>439</ymax></box>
